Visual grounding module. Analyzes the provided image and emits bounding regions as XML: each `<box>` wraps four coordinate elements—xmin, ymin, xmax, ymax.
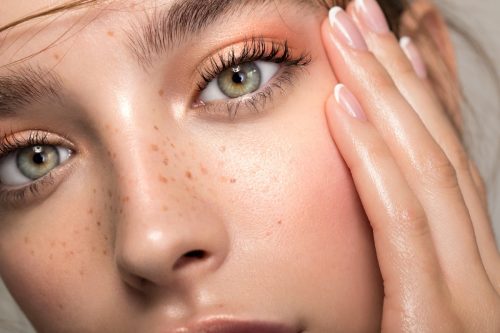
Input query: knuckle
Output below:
<box><xmin>417</xmin><ymin>150</ymin><xmax>459</xmax><ymax>189</ymax></box>
<box><xmin>389</xmin><ymin>205</ymin><xmax>429</xmax><ymax>238</ymax></box>
<box><xmin>446</xmin><ymin>143</ymin><xmax>471</xmax><ymax>176</ymax></box>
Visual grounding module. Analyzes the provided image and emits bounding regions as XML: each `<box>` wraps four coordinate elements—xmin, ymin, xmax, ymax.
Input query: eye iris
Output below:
<box><xmin>17</xmin><ymin>145</ymin><xmax>60</xmax><ymax>180</ymax></box>
<box><xmin>217</xmin><ymin>62</ymin><xmax>261</xmax><ymax>98</ymax></box>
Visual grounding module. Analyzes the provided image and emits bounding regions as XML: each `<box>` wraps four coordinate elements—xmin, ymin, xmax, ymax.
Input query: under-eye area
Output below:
<box><xmin>192</xmin><ymin>37</ymin><xmax>312</xmax><ymax>120</ymax></box>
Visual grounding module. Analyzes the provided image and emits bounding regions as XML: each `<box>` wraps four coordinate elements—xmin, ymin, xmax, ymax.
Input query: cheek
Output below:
<box><xmin>0</xmin><ymin>175</ymin><xmax>116</xmax><ymax>331</ymax></box>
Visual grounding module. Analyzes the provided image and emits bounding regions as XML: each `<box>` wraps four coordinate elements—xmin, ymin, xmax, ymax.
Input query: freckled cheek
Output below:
<box><xmin>0</xmin><ymin>195</ymin><xmax>112</xmax><ymax>321</ymax></box>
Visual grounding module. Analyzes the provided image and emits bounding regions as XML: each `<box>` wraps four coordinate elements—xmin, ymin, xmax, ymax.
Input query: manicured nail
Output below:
<box><xmin>329</xmin><ymin>7</ymin><xmax>368</xmax><ymax>51</ymax></box>
<box><xmin>355</xmin><ymin>0</ymin><xmax>390</xmax><ymax>34</ymax></box>
<box><xmin>400</xmin><ymin>36</ymin><xmax>428</xmax><ymax>79</ymax></box>
<box><xmin>334</xmin><ymin>84</ymin><xmax>367</xmax><ymax>121</ymax></box>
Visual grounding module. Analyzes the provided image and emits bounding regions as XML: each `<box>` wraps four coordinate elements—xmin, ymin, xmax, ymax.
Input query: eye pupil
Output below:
<box><xmin>32</xmin><ymin>152</ymin><xmax>45</xmax><ymax>165</ymax></box>
<box><xmin>232</xmin><ymin>71</ymin><xmax>245</xmax><ymax>84</ymax></box>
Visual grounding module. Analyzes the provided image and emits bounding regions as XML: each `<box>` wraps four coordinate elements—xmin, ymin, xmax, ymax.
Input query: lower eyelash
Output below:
<box><xmin>200</xmin><ymin>65</ymin><xmax>304</xmax><ymax>120</ymax></box>
<box><xmin>0</xmin><ymin>174</ymin><xmax>54</xmax><ymax>208</ymax></box>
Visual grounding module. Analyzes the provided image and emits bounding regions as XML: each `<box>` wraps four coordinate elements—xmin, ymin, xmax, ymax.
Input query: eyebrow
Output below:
<box><xmin>125</xmin><ymin>0</ymin><xmax>324</xmax><ymax>67</ymax></box>
<box><xmin>0</xmin><ymin>65</ymin><xmax>63</xmax><ymax>118</ymax></box>
<box><xmin>0</xmin><ymin>0</ymin><xmax>325</xmax><ymax>118</ymax></box>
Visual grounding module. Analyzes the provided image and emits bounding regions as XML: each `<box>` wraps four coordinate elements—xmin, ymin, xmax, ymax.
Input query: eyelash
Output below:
<box><xmin>0</xmin><ymin>130</ymin><xmax>67</xmax><ymax>206</ymax></box>
<box><xmin>195</xmin><ymin>37</ymin><xmax>312</xmax><ymax>119</ymax></box>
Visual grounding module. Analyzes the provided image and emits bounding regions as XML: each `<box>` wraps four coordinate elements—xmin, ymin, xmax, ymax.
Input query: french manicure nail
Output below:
<box><xmin>329</xmin><ymin>7</ymin><xmax>368</xmax><ymax>51</ymax></box>
<box><xmin>355</xmin><ymin>0</ymin><xmax>390</xmax><ymax>35</ymax></box>
<box><xmin>334</xmin><ymin>84</ymin><xmax>367</xmax><ymax>121</ymax></box>
<box><xmin>400</xmin><ymin>36</ymin><xmax>428</xmax><ymax>79</ymax></box>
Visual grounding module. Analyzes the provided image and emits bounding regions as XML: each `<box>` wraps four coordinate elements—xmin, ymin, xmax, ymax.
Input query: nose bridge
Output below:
<box><xmin>109</xmin><ymin>130</ymin><xmax>229</xmax><ymax>290</ymax></box>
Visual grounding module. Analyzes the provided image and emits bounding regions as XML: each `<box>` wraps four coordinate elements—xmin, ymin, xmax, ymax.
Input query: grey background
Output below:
<box><xmin>1</xmin><ymin>0</ymin><xmax>500</xmax><ymax>332</ymax></box>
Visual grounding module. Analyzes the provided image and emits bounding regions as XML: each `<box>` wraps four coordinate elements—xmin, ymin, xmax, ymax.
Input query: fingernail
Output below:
<box><xmin>355</xmin><ymin>0</ymin><xmax>390</xmax><ymax>35</ymax></box>
<box><xmin>329</xmin><ymin>7</ymin><xmax>368</xmax><ymax>51</ymax></box>
<box><xmin>334</xmin><ymin>84</ymin><xmax>367</xmax><ymax>121</ymax></box>
<box><xmin>400</xmin><ymin>36</ymin><xmax>428</xmax><ymax>79</ymax></box>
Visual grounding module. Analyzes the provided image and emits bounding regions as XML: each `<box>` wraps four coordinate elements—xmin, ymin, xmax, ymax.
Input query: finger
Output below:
<box><xmin>321</xmin><ymin>6</ymin><xmax>489</xmax><ymax>287</ymax></box>
<box><xmin>326</xmin><ymin>84</ymin><xmax>446</xmax><ymax>308</ymax></box>
<box><xmin>349</xmin><ymin>0</ymin><xmax>500</xmax><ymax>290</ymax></box>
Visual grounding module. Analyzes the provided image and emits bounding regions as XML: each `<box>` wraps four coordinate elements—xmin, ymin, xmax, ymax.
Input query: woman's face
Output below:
<box><xmin>0</xmin><ymin>0</ymin><xmax>383</xmax><ymax>332</ymax></box>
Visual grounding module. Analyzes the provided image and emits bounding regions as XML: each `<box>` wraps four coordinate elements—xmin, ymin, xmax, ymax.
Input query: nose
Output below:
<box><xmin>113</xmin><ymin>177</ymin><xmax>229</xmax><ymax>293</ymax></box>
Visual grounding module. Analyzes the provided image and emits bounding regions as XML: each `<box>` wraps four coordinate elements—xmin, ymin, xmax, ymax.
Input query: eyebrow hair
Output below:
<box><xmin>0</xmin><ymin>0</ymin><xmax>325</xmax><ymax>118</ymax></box>
<box><xmin>125</xmin><ymin>0</ymin><xmax>324</xmax><ymax>68</ymax></box>
<box><xmin>0</xmin><ymin>65</ymin><xmax>63</xmax><ymax>118</ymax></box>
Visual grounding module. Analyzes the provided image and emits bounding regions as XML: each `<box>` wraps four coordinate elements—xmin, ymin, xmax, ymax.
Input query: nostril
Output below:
<box><xmin>173</xmin><ymin>250</ymin><xmax>207</xmax><ymax>270</ymax></box>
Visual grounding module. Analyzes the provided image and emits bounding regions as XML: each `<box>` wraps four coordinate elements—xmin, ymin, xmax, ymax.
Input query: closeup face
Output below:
<box><xmin>0</xmin><ymin>0</ymin><xmax>384</xmax><ymax>332</ymax></box>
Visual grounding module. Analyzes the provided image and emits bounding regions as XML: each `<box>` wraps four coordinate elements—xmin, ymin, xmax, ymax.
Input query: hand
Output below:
<box><xmin>321</xmin><ymin>1</ymin><xmax>500</xmax><ymax>331</ymax></box>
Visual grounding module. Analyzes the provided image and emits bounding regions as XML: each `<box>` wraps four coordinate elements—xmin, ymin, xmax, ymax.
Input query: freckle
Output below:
<box><xmin>79</xmin><ymin>270</ymin><xmax>84</xmax><ymax>276</ymax></box>
<box><xmin>159</xmin><ymin>175</ymin><xmax>169</xmax><ymax>184</ymax></box>
<box><xmin>158</xmin><ymin>89</ymin><xmax>164</xmax><ymax>96</ymax></box>
<box><xmin>30</xmin><ymin>250</ymin><xmax>35</xmax><ymax>256</ymax></box>
<box><xmin>58</xmin><ymin>304</ymin><xmax>64</xmax><ymax>310</ymax></box>
<box><xmin>88</xmin><ymin>208</ymin><xmax>94</xmax><ymax>215</ymax></box>
<box><xmin>154</xmin><ymin>125</ymin><xmax>159</xmax><ymax>131</ymax></box>
<box><xmin>103</xmin><ymin>249</ymin><xmax>108</xmax><ymax>256</ymax></box>
<box><xmin>219</xmin><ymin>146</ymin><xmax>226</xmax><ymax>153</ymax></box>
<box><xmin>266</xmin><ymin>231</ymin><xmax>272</xmax><ymax>236</ymax></box>
<box><xmin>220</xmin><ymin>176</ymin><xmax>228</xmax><ymax>183</ymax></box>
<box><xmin>24</xmin><ymin>236</ymin><xmax>29</xmax><ymax>244</ymax></box>
<box><xmin>151</xmin><ymin>144</ymin><xmax>159</xmax><ymax>152</ymax></box>
<box><xmin>108</xmin><ymin>190</ymin><xmax>113</xmax><ymax>198</ymax></box>
<box><xmin>163</xmin><ymin>157</ymin><xmax>169</xmax><ymax>166</ymax></box>
<box><xmin>85</xmin><ymin>226</ymin><xmax>89</xmax><ymax>232</ymax></box>
<box><xmin>96</xmin><ymin>220</ymin><xmax>101</xmax><ymax>227</ymax></box>
<box><xmin>93</xmin><ymin>188</ymin><xmax>97</xmax><ymax>194</ymax></box>
<box><xmin>277</xmin><ymin>220</ymin><xmax>282</xmax><ymax>225</ymax></box>
<box><xmin>180</xmin><ymin>150</ymin><xmax>186</xmax><ymax>157</ymax></box>
<box><xmin>119</xmin><ymin>208</ymin><xmax>123</xmax><ymax>215</ymax></box>
<box><xmin>122</xmin><ymin>196</ymin><xmax>130</xmax><ymax>203</ymax></box>
<box><xmin>69</xmin><ymin>251</ymin><xmax>74</xmax><ymax>256</ymax></box>
<box><xmin>105</xmin><ymin>124</ymin><xmax>111</xmax><ymax>130</ymax></box>
<box><xmin>162</xmin><ymin>205</ymin><xmax>169</xmax><ymax>212</ymax></box>
<box><xmin>185</xmin><ymin>171</ymin><xmax>193</xmax><ymax>180</ymax></box>
<box><xmin>230</xmin><ymin>178</ymin><xmax>236</xmax><ymax>183</ymax></box>
<box><xmin>170</xmin><ymin>177</ymin><xmax>176</xmax><ymax>182</ymax></box>
<box><xmin>49</xmin><ymin>254</ymin><xmax>53</xmax><ymax>260</ymax></box>
<box><xmin>53</xmin><ymin>53</ymin><xmax>60</xmax><ymax>60</ymax></box>
<box><xmin>107</xmin><ymin>30</ymin><xmax>114</xmax><ymax>37</ymax></box>
<box><xmin>200</xmin><ymin>164</ymin><xmax>208</xmax><ymax>175</ymax></box>
<box><xmin>62</xmin><ymin>242</ymin><xmax>67</xmax><ymax>248</ymax></box>
<box><xmin>104</xmin><ymin>235</ymin><xmax>109</xmax><ymax>241</ymax></box>
<box><xmin>170</xmin><ymin>143</ymin><xmax>176</xmax><ymax>148</ymax></box>
<box><xmin>50</xmin><ymin>241</ymin><xmax>56</xmax><ymax>248</ymax></box>
<box><xmin>112</xmin><ymin>152</ymin><xmax>117</xmax><ymax>159</ymax></box>
<box><xmin>91</xmin><ymin>246</ymin><xmax>96</xmax><ymax>252</ymax></box>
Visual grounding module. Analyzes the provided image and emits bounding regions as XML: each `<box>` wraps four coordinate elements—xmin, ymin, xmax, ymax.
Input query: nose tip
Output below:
<box><xmin>115</xmin><ymin>216</ymin><xmax>229</xmax><ymax>292</ymax></box>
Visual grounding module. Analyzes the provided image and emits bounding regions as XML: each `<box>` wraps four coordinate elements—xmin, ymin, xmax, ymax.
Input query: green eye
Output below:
<box><xmin>199</xmin><ymin>61</ymin><xmax>280</xmax><ymax>102</ymax></box>
<box><xmin>17</xmin><ymin>145</ymin><xmax>60</xmax><ymax>180</ymax></box>
<box><xmin>217</xmin><ymin>63</ymin><xmax>261</xmax><ymax>98</ymax></box>
<box><xmin>0</xmin><ymin>143</ymin><xmax>72</xmax><ymax>187</ymax></box>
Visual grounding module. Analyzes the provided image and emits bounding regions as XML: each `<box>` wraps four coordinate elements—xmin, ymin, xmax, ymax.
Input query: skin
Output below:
<box><xmin>0</xmin><ymin>0</ymin><xmax>498</xmax><ymax>332</ymax></box>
